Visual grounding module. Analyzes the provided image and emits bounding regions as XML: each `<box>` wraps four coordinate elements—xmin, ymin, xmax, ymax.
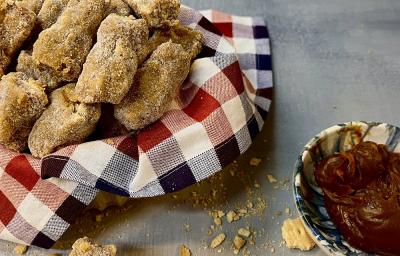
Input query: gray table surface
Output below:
<box><xmin>2</xmin><ymin>0</ymin><xmax>400</xmax><ymax>255</ymax></box>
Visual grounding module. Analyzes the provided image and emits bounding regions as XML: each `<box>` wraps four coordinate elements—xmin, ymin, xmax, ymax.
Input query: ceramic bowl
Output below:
<box><xmin>293</xmin><ymin>121</ymin><xmax>400</xmax><ymax>256</ymax></box>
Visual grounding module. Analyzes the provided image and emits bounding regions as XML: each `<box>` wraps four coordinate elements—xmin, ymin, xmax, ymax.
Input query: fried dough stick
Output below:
<box><xmin>123</xmin><ymin>0</ymin><xmax>180</xmax><ymax>28</ymax></box>
<box><xmin>17</xmin><ymin>50</ymin><xmax>63</xmax><ymax>89</ymax></box>
<box><xmin>28</xmin><ymin>84</ymin><xmax>101</xmax><ymax>158</ymax></box>
<box><xmin>32</xmin><ymin>0</ymin><xmax>106</xmax><ymax>82</ymax></box>
<box><xmin>142</xmin><ymin>24</ymin><xmax>203</xmax><ymax>62</ymax></box>
<box><xmin>37</xmin><ymin>0</ymin><xmax>69</xmax><ymax>30</ymax></box>
<box><xmin>75</xmin><ymin>14</ymin><xmax>148</xmax><ymax>104</ymax></box>
<box><xmin>0</xmin><ymin>2</ymin><xmax>36</xmax><ymax>76</ymax></box>
<box><xmin>105</xmin><ymin>0</ymin><xmax>131</xmax><ymax>17</ymax></box>
<box><xmin>16</xmin><ymin>0</ymin><xmax>45</xmax><ymax>14</ymax></box>
<box><xmin>114</xmin><ymin>42</ymin><xmax>190</xmax><ymax>130</ymax></box>
<box><xmin>0</xmin><ymin>72</ymin><xmax>48</xmax><ymax>152</ymax></box>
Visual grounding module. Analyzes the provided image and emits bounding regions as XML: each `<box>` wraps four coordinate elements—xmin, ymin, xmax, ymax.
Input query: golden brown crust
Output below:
<box><xmin>15</xmin><ymin>0</ymin><xmax>45</xmax><ymax>14</ymax></box>
<box><xmin>16</xmin><ymin>50</ymin><xmax>64</xmax><ymax>89</ymax></box>
<box><xmin>142</xmin><ymin>24</ymin><xmax>203</xmax><ymax>62</ymax></box>
<box><xmin>28</xmin><ymin>84</ymin><xmax>101</xmax><ymax>158</ymax></box>
<box><xmin>0</xmin><ymin>72</ymin><xmax>48</xmax><ymax>152</ymax></box>
<box><xmin>69</xmin><ymin>237</ymin><xmax>116</xmax><ymax>256</ymax></box>
<box><xmin>32</xmin><ymin>0</ymin><xmax>106</xmax><ymax>82</ymax></box>
<box><xmin>104</xmin><ymin>0</ymin><xmax>131</xmax><ymax>17</ymax></box>
<box><xmin>36</xmin><ymin>0</ymin><xmax>69</xmax><ymax>30</ymax></box>
<box><xmin>114</xmin><ymin>41</ymin><xmax>191</xmax><ymax>130</ymax></box>
<box><xmin>124</xmin><ymin>0</ymin><xmax>180</xmax><ymax>28</ymax></box>
<box><xmin>74</xmin><ymin>15</ymin><xmax>148</xmax><ymax>104</ymax></box>
<box><xmin>0</xmin><ymin>2</ymin><xmax>36</xmax><ymax>76</ymax></box>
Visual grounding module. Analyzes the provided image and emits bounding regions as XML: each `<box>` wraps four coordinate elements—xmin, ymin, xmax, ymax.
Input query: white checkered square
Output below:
<box><xmin>233</xmin><ymin>38</ymin><xmax>256</xmax><ymax>54</ymax></box>
<box><xmin>0</xmin><ymin>228</ymin><xmax>25</xmax><ymax>245</ymax></box>
<box><xmin>216</xmin><ymin>37</ymin><xmax>236</xmax><ymax>54</ymax></box>
<box><xmin>47</xmin><ymin>177</ymin><xmax>78</xmax><ymax>194</ymax></box>
<box><xmin>129</xmin><ymin>151</ymin><xmax>157</xmax><ymax>193</ymax></box>
<box><xmin>232</xmin><ymin>15</ymin><xmax>253</xmax><ymax>26</ymax></box>
<box><xmin>222</xmin><ymin>96</ymin><xmax>247</xmax><ymax>133</ymax></box>
<box><xmin>190</xmin><ymin>58</ymin><xmax>221</xmax><ymax>86</ymax></box>
<box><xmin>174</xmin><ymin>123</ymin><xmax>214</xmax><ymax>161</ymax></box>
<box><xmin>243</xmin><ymin>69</ymin><xmax>258</xmax><ymax>90</ymax></box>
<box><xmin>17</xmin><ymin>193</ymin><xmax>53</xmax><ymax>231</ymax></box>
<box><xmin>70</xmin><ymin>141</ymin><xmax>116</xmax><ymax>177</ymax></box>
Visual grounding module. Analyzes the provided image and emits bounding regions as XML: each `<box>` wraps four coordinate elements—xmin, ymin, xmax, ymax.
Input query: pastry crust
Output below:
<box><xmin>74</xmin><ymin>14</ymin><xmax>149</xmax><ymax>104</ymax></box>
<box><xmin>0</xmin><ymin>1</ymin><xmax>36</xmax><ymax>76</ymax></box>
<box><xmin>28</xmin><ymin>84</ymin><xmax>101</xmax><ymax>158</ymax></box>
<box><xmin>104</xmin><ymin>0</ymin><xmax>131</xmax><ymax>17</ymax></box>
<box><xmin>37</xmin><ymin>0</ymin><xmax>69</xmax><ymax>30</ymax></box>
<box><xmin>15</xmin><ymin>0</ymin><xmax>45</xmax><ymax>14</ymax></box>
<box><xmin>124</xmin><ymin>0</ymin><xmax>180</xmax><ymax>28</ymax></box>
<box><xmin>142</xmin><ymin>24</ymin><xmax>203</xmax><ymax>62</ymax></box>
<box><xmin>0</xmin><ymin>72</ymin><xmax>48</xmax><ymax>152</ymax></box>
<box><xmin>16</xmin><ymin>50</ymin><xmax>64</xmax><ymax>89</ymax></box>
<box><xmin>114</xmin><ymin>41</ymin><xmax>191</xmax><ymax>130</ymax></box>
<box><xmin>69</xmin><ymin>237</ymin><xmax>116</xmax><ymax>256</ymax></box>
<box><xmin>32</xmin><ymin>0</ymin><xmax>106</xmax><ymax>81</ymax></box>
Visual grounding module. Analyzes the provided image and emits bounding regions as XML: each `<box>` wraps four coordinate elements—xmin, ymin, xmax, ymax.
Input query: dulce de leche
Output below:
<box><xmin>315</xmin><ymin>141</ymin><xmax>400</xmax><ymax>256</ymax></box>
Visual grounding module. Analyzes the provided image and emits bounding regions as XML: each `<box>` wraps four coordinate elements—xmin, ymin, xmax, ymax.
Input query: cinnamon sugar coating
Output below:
<box><xmin>124</xmin><ymin>0</ymin><xmax>180</xmax><ymax>28</ymax></box>
<box><xmin>28</xmin><ymin>84</ymin><xmax>101</xmax><ymax>158</ymax></box>
<box><xmin>0</xmin><ymin>1</ymin><xmax>36</xmax><ymax>76</ymax></box>
<box><xmin>32</xmin><ymin>0</ymin><xmax>106</xmax><ymax>82</ymax></box>
<box><xmin>114</xmin><ymin>42</ymin><xmax>190</xmax><ymax>130</ymax></box>
<box><xmin>74</xmin><ymin>14</ymin><xmax>148</xmax><ymax>104</ymax></box>
<box><xmin>0</xmin><ymin>72</ymin><xmax>48</xmax><ymax>151</ymax></box>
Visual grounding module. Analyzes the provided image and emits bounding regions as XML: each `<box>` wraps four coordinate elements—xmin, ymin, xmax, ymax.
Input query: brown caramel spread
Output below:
<box><xmin>315</xmin><ymin>141</ymin><xmax>400</xmax><ymax>256</ymax></box>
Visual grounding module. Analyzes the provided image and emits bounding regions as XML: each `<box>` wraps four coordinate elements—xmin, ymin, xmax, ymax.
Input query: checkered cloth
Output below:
<box><xmin>0</xmin><ymin>6</ymin><xmax>272</xmax><ymax>248</ymax></box>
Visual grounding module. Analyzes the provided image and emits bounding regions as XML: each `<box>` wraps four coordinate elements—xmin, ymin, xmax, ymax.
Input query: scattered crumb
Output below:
<box><xmin>247</xmin><ymin>202</ymin><xmax>253</xmax><ymax>209</ymax></box>
<box><xmin>238</xmin><ymin>228</ymin><xmax>251</xmax><ymax>238</ymax></box>
<box><xmin>238</xmin><ymin>208</ymin><xmax>247</xmax><ymax>214</ymax></box>
<box><xmin>267</xmin><ymin>174</ymin><xmax>278</xmax><ymax>183</ymax></box>
<box><xmin>249</xmin><ymin>158</ymin><xmax>262</xmax><ymax>166</ymax></box>
<box><xmin>69</xmin><ymin>237</ymin><xmax>116</xmax><ymax>256</ymax></box>
<box><xmin>285</xmin><ymin>208</ymin><xmax>291</xmax><ymax>214</ymax></box>
<box><xmin>217</xmin><ymin>210</ymin><xmax>225</xmax><ymax>217</ymax></box>
<box><xmin>210</xmin><ymin>233</ymin><xmax>226</xmax><ymax>248</ymax></box>
<box><xmin>179</xmin><ymin>244</ymin><xmax>191</xmax><ymax>256</ymax></box>
<box><xmin>282</xmin><ymin>218</ymin><xmax>315</xmax><ymax>251</ymax></box>
<box><xmin>14</xmin><ymin>245</ymin><xmax>28</xmax><ymax>254</ymax></box>
<box><xmin>226</xmin><ymin>210</ymin><xmax>239</xmax><ymax>223</ymax></box>
<box><xmin>271</xmin><ymin>247</ymin><xmax>275</xmax><ymax>253</ymax></box>
<box><xmin>233</xmin><ymin>235</ymin><xmax>246</xmax><ymax>254</ymax></box>
<box><xmin>214</xmin><ymin>217</ymin><xmax>222</xmax><ymax>226</ymax></box>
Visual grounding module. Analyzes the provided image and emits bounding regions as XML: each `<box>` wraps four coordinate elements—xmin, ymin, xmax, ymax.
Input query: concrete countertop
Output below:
<box><xmin>2</xmin><ymin>0</ymin><xmax>400</xmax><ymax>255</ymax></box>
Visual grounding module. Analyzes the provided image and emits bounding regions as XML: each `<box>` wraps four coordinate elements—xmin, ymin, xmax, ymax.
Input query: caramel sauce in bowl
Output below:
<box><xmin>293</xmin><ymin>121</ymin><xmax>400</xmax><ymax>256</ymax></box>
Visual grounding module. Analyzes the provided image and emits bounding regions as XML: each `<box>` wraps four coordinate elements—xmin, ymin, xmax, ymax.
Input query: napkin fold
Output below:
<box><xmin>0</xmin><ymin>6</ymin><xmax>272</xmax><ymax>248</ymax></box>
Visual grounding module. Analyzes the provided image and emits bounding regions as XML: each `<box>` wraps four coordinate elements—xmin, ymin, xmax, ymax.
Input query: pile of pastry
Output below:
<box><xmin>0</xmin><ymin>0</ymin><xmax>203</xmax><ymax>158</ymax></box>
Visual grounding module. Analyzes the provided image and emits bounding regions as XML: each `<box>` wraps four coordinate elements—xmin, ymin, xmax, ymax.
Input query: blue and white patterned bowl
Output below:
<box><xmin>293</xmin><ymin>121</ymin><xmax>400</xmax><ymax>256</ymax></box>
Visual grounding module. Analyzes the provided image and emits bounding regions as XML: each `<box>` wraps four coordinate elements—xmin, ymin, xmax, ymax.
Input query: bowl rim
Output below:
<box><xmin>291</xmin><ymin>121</ymin><xmax>394</xmax><ymax>256</ymax></box>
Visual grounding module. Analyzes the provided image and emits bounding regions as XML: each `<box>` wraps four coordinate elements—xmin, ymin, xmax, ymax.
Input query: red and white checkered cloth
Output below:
<box><xmin>0</xmin><ymin>6</ymin><xmax>272</xmax><ymax>248</ymax></box>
